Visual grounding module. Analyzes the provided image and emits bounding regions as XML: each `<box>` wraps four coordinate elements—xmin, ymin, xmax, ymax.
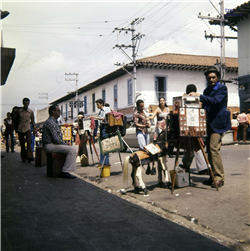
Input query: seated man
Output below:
<box><xmin>42</xmin><ymin>104</ymin><xmax>77</xmax><ymax>179</ymax></box>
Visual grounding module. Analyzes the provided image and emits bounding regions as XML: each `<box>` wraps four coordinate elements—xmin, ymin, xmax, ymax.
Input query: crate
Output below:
<box><xmin>35</xmin><ymin>146</ymin><xmax>47</xmax><ymax>167</ymax></box>
<box><xmin>106</xmin><ymin>113</ymin><xmax>123</xmax><ymax>126</ymax></box>
<box><xmin>46</xmin><ymin>153</ymin><xmax>66</xmax><ymax>177</ymax></box>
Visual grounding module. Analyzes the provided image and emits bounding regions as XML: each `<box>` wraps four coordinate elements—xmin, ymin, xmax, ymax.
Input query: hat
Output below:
<box><xmin>204</xmin><ymin>66</ymin><xmax>220</xmax><ymax>78</ymax></box>
<box><xmin>186</xmin><ymin>84</ymin><xmax>197</xmax><ymax>94</ymax></box>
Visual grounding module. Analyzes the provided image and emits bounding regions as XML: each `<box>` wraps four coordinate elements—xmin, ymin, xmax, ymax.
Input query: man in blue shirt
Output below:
<box><xmin>189</xmin><ymin>66</ymin><xmax>230</xmax><ymax>188</ymax></box>
<box><xmin>42</xmin><ymin>105</ymin><xmax>77</xmax><ymax>179</ymax></box>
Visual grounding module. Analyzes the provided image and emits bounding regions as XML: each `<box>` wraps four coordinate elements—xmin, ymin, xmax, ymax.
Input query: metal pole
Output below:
<box><xmin>76</xmin><ymin>73</ymin><xmax>79</xmax><ymax>113</ymax></box>
<box><xmin>220</xmin><ymin>0</ymin><xmax>225</xmax><ymax>80</ymax></box>
<box><xmin>131</xmin><ymin>22</ymin><xmax>137</xmax><ymax>102</ymax></box>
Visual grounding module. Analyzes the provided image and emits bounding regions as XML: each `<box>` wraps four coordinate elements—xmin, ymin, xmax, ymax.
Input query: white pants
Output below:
<box><xmin>44</xmin><ymin>144</ymin><xmax>77</xmax><ymax>173</ymax></box>
<box><xmin>157</xmin><ymin>156</ymin><xmax>170</xmax><ymax>183</ymax></box>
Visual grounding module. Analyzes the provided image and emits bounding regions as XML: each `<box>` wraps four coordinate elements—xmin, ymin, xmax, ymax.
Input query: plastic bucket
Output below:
<box><xmin>99</xmin><ymin>165</ymin><xmax>111</xmax><ymax>178</ymax></box>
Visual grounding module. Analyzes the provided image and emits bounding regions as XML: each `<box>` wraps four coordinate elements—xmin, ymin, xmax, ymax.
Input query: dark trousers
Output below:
<box><xmin>5</xmin><ymin>130</ymin><xmax>14</xmax><ymax>152</ymax></box>
<box><xmin>238</xmin><ymin>122</ymin><xmax>248</xmax><ymax>141</ymax></box>
<box><xmin>18</xmin><ymin>130</ymin><xmax>33</xmax><ymax>161</ymax></box>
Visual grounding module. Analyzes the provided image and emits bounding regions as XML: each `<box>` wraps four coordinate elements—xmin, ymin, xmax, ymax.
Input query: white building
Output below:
<box><xmin>210</xmin><ymin>1</ymin><xmax>250</xmax><ymax>111</ymax></box>
<box><xmin>47</xmin><ymin>53</ymin><xmax>238</xmax><ymax>124</ymax></box>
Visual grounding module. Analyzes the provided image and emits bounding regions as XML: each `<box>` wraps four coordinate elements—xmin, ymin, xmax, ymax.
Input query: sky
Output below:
<box><xmin>1</xmin><ymin>0</ymin><xmax>240</xmax><ymax>122</ymax></box>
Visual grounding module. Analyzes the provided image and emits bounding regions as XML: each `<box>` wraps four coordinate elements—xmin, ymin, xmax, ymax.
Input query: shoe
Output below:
<box><xmin>158</xmin><ymin>182</ymin><xmax>166</xmax><ymax>188</ymax></box>
<box><xmin>146</xmin><ymin>165</ymin><xmax>151</xmax><ymax>175</ymax></box>
<box><xmin>151</xmin><ymin>167</ymin><xmax>156</xmax><ymax>175</ymax></box>
<box><xmin>168</xmin><ymin>155</ymin><xmax>174</xmax><ymax>158</ymax></box>
<box><xmin>134</xmin><ymin>187</ymin><xmax>140</xmax><ymax>194</ymax></box>
<box><xmin>203</xmin><ymin>178</ymin><xmax>213</xmax><ymax>186</ymax></box>
<box><xmin>143</xmin><ymin>187</ymin><xmax>148</xmax><ymax>195</ymax></box>
<box><xmin>166</xmin><ymin>182</ymin><xmax>172</xmax><ymax>189</ymax></box>
<box><xmin>179</xmin><ymin>164</ymin><xmax>189</xmax><ymax>171</ymax></box>
<box><xmin>211</xmin><ymin>180</ymin><xmax>224</xmax><ymax>188</ymax></box>
<box><xmin>59</xmin><ymin>172</ymin><xmax>76</xmax><ymax>179</ymax></box>
<box><xmin>198</xmin><ymin>169</ymin><xmax>209</xmax><ymax>175</ymax></box>
<box><xmin>28</xmin><ymin>157</ymin><xmax>35</xmax><ymax>163</ymax></box>
<box><xmin>11</xmin><ymin>151</ymin><xmax>15</xmax><ymax>153</ymax></box>
<box><xmin>22</xmin><ymin>160</ymin><xmax>26</xmax><ymax>162</ymax></box>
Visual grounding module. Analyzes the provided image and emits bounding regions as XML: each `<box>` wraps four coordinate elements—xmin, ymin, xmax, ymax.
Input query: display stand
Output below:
<box><xmin>170</xmin><ymin>106</ymin><xmax>219</xmax><ymax>194</ymax></box>
<box><xmin>77</xmin><ymin>118</ymin><xmax>100</xmax><ymax>165</ymax></box>
<box><xmin>98</xmin><ymin>130</ymin><xmax>124</xmax><ymax>179</ymax></box>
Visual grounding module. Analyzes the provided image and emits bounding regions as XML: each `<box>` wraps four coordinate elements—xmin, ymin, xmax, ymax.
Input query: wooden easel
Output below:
<box><xmin>77</xmin><ymin>130</ymin><xmax>100</xmax><ymax>165</ymax></box>
<box><xmin>171</xmin><ymin>137</ymin><xmax>219</xmax><ymax>194</ymax></box>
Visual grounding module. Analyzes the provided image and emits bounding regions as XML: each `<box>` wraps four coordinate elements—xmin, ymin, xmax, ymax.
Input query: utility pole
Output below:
<box><xmin>220</xmin><ymin>0</ymin><xmax>225</xmax><ymax>80</ymax></box>
<box><xmin>38</xmin><ymin>93</ymin><xmax>48</xmax><ymax>105</ymax></box>
<box><xmin>113</xmin><ymin>18</ymin><xmax>145</xmax><ymax>102</ymax></box>
<box><xmin>65</xmin><ymin>72</ymin><xmax>79</xmax><ymax>113</ymax></box>
<box><xmin>198</xmin><ymin>0</ymin><xmax>236</xmax><ymax>80</ymax></box>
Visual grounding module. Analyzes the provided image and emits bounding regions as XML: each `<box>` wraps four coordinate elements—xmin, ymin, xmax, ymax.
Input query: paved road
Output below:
<box><xmin>1</xmin><ymin>146</ymin><xmax>239</xmax><ymax>251</ymax></box>
<box><xmin>76</xmin><ymin>143</ymin><xmax>250</xmax><ymax>250</ymax></box>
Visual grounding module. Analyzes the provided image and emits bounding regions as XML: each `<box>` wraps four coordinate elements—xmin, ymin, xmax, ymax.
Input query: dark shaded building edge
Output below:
<box><xmin>239</xmin><ymin>74</ymin><xmax>250</xmax><ymax>112</ymax></box>
<box><xmin>1</xmin><ymin>47</ymin><xmax>16</xmax><ymax>85</ymax></box>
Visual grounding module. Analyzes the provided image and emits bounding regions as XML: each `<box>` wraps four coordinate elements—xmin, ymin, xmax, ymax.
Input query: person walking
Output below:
<box><xmin>12</xmin><ymin>98</ymin><xmax>35</xmax><ymax>162</ymax></box>
<box><xmin>3</xmin><ymin>112</ymin><xmax>15</xmax><ymax>153</ymax></box>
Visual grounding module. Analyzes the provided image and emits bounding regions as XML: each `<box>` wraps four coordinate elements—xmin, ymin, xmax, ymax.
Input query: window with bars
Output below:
<box><xmin>92</xmin><ymin>93</ymin><xmax>95</xmax><ymax>113</ymax></box>
<box><xmin>114</xmin><ymin>85</ymin><xmax>118</xmax><ymax>109</ymax></box>
<box><xmin>155</xmin><ymin>76</ymin><xmax>167</xmax><ymax>102</ymax></box>
<box><xmin>84</xmin><ymin>96</ymin><xmax>87</xmax><ymax>114</ymax></box>
<box><xmin>102</xmin><ymin>89</ymin><xmax>106</xmax><ymax>103</ymax></box>
<box><xmin>127</xmin><ymin>79</ymin><xmax>133</xmax><ymax>105</ymax></box>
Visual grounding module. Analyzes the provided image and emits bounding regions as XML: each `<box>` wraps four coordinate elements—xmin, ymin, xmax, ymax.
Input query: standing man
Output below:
<box><xmin>91</xmin><ymin>98</ymin><xmax>111</xmax><ymax>166</ymax></box>
<box><xmin>237</xmin><ymin>110</ymin><xmax>249</xmax><ymax>141</ymax></box>
<box><xmin>42</xmin><ymin>105</ymin><xmax>77</xmax><ymax>179</ymax></box>
<box><xmin>13</xmin><ymin>98</ymin><xmax>35</xmax><ymax>162</ymax></box>
<box><xmin>189</xmin><ymin>66</ymin><xmax>231</xmax><ymax>188</ymax></box>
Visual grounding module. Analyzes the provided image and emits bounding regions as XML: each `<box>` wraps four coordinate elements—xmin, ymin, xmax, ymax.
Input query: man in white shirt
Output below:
<box><xmin>91</xmin><ymin>98</ymin><xmax>111</xmax><ymax>165</ymax></box>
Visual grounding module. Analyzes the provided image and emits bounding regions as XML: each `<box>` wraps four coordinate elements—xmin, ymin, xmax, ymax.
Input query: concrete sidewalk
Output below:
<box><xmin>1</xmin><ymin>148</ymin><xmax>235</xmax><ymax>251</ymax></box>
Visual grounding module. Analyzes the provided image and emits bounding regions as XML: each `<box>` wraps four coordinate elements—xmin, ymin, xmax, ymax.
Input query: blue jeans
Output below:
<box><xmin>136</xmin><ymin>131</ymin><xmax>150</xmax><ymax>150</ymax></box>
<box><xmin>100</xmin><ymin>128</ymin><xmax>110</xmax><ymax>165</ymax></box>
<box><xmin>31</xmin><ymin>134</ymin><xmax>35</xmax><ymax>152</ymax></box>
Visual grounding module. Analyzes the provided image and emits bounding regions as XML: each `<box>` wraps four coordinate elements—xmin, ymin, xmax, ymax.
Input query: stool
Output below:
<box><xmin>35</xmin><ymin>146</ymin><xmax>47</xmax><ymax>167</ymax></box>
<box><xmin>47</xmin><ymin>153</ymin><xmax>66</xmax><ymax>177</ymax></box>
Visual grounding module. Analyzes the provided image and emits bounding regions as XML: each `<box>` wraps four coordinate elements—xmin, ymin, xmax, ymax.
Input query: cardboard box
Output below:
<box><xmin>106</xmin><ymin>113</ymin><xmax>123</xmax><ymax>126</ymax></box>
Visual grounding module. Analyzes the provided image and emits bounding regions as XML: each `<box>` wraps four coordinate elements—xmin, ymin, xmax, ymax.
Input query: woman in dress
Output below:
<box><xmin>148</xmin><ymin>97</ymin><xmax>169</xmax><ymax>141</ymax></box>
<box><xmin>148</xmin><ymin>98</ymin><xmax>171</xmax><ymax>188</ymax></box>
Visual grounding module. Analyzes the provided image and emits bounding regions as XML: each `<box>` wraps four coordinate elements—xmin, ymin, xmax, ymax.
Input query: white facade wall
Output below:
<box><xmin>136</xmin><ymin>68</ymin><xmax>238</xmax><ymax>107</ymax></box>
<box><xmin>50</xmin><ymin>67</ymin><xmax>239</xmax><ymax>124</ymax></box>
<box><xmin>238</xmin><ymin>17</ymin><xmax>250</xmax><ymax>76</ymax></box>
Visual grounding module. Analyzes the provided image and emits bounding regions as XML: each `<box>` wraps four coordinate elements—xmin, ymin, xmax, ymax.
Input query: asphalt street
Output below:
<box><xmin>1</xmin><ymin>143</ymin><xmax>249</xmax><ymax>251</ymax></box>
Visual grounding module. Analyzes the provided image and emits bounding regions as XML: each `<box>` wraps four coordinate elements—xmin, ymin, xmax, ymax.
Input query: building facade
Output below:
<box><xmin>211</xmin><ymin>1</ymin><xmax>250</xmax><ymax>111</ymax></box>
<box><xmin>47</xmin><ymin>53</ymin><xmax>238</xmax><ymax>124</ymax></box>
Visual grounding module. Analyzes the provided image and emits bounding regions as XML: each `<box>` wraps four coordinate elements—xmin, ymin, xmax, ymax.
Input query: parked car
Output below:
<box><xmin>122</xmin><ymin>118</ymin><xmax>156</xmax><ymax>151</ymax></box>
